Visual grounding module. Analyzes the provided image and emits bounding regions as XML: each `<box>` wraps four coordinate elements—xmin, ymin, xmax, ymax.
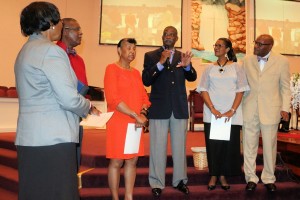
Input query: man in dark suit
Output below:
<box><xmin>142</xmin><ymin>26</ymin><xmax>197</xmax><ymax>197</ymax></box>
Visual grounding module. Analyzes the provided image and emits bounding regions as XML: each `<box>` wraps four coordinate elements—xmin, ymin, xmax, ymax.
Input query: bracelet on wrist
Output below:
<box><xmin>230</xmin><ymin>108</ymin><xmax>236</xmax><ymax>113</ymax></box>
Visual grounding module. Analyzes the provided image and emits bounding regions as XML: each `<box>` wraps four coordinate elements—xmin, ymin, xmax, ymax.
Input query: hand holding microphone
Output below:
<box><xmin>159</xmin><ymin>45</ymin><xmax>171</xmax><ymax>67</ymax></box>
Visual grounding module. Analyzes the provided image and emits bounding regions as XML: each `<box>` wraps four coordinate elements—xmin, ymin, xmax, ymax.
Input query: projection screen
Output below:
<box><xmin>255</xmin><ymin>0</ymin><xmax>300</xmax><ymax>55</ymax></box>
<box><xmin>99</xmin><ymin>0</ymin><xmax>182</xmax><ymax>47</ymax></box>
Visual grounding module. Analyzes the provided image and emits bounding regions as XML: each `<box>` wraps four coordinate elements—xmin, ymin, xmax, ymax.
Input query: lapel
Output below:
<box><xmin>171</xmin><ymin>50</ymin><xmax>181</xmax><ymax>67</ymax></box>
<box><xmin>261</xmin><ymin>52</ymin><xmax>275</xmax><ymax>74</ymax></box>
<box><xmin>156</xmin><ymin>47</ymin><xmax>164</xmax><ymax>61</ymax></box>
<box><xmin>157</xmin><ymin>47</ymin><xmax>181</xmax><ymax>69</ymax></box>
<box><xmin>250</xmin><ymin>55</ymin><xmax>260</xmax><ymax>75</ymax></box>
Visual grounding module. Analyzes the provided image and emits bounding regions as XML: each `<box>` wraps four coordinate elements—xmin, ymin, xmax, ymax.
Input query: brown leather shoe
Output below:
<box><xmin>173</xmin><ymin>180</ymin><xmax>189</xmax><ymax>194</ymax></box>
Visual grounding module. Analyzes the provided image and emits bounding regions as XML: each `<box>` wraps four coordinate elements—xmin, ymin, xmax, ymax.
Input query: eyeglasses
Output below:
<box><xmin>213</xmin><ymin>44</ymin><xmax>225</xmax><ymax>48</ymax></box>
<box><xmin>163</xmin><ymin>33</ymin><xmax>177</xmax><ymax>37</ymax></box>
<box><xmin>253</xmin><ymin>41</ymin><xmax>271</xmax><ymax>47</ymax></box>
<box><xmin>64</xmin><ymin>27</ymin><xmax>81</xmax><ymax>31</ymax></box>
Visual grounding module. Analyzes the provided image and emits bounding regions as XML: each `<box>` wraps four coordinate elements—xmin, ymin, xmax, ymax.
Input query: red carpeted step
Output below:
<box><xmin>79</xmin><ymin>187</ymin><xmax>150</xmax><ymax>200</ymax></box>
<box><xmin>79</xmin><ymin>182</ymin><xmax>300</xmax><ymax>200</ymax></box>
<box><xmin>0</xmin><ymin>133</ymin><xmax>16</xmax><ymax>151</ymax></box>
<box><xmin>1</xmin><ymin>131</ymin><xmax>300</xmax><ymax>199</ymax></box>
<box><xmin>81</xmin><ymin>167</ymin><xmax>211</xmax><ymax>188</ymax></box>
<box><xmin>80</xmin><ymin>165</ymin><xmax>293</xmax><ymax>189</ymax></box>
<box><xmin>0</xmin><ymin>148</ymin><xmax>18</xmax><ymax>169</ymax></box>
<box><xmin>0</xmin><ymin>164</ymin><xmax>18</xmax><ymax>193</ymax></box>
<box><xmin>0</xmin><ymin>187</ymin><xmax>17</xmax><ymax>200</ymax></box>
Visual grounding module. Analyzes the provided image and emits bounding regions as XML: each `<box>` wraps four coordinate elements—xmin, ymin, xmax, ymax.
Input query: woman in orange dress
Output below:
<box><xmin>104</xmin><ymin>38</ymin><xmax>150</xmax><ymax>200</ymax></box>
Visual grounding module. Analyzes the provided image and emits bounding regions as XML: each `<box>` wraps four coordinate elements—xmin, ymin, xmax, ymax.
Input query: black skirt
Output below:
<box><xmin>204</xmin><ymin>123</ymin><xmax>242</xmax><ymax>176</ymax></box>
<box><xmin>17</xmin><ymin>143</ymin><xmax>79</xmax><ymax>200</ymax></box>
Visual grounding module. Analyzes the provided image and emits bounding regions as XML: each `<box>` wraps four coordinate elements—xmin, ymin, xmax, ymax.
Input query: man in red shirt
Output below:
<box><xmin>57</xmin><ymin>18</ymin><xmax>88</xmax><ymax>171</ymax></box>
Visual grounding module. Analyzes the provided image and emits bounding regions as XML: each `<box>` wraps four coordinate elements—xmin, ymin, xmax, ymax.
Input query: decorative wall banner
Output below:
<box><xmin>191</xmin><ymin>0</ymin><xmax>246</xmax><ymax>62</ymax></box>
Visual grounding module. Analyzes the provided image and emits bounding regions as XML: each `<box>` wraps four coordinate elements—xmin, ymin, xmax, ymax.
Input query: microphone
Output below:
<box><xmin>164</xmin><ymin>45</ymin><xmax>170</xmax><ymax>68</ymax></box>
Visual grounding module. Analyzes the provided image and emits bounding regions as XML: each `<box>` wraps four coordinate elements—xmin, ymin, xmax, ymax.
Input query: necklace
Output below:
<box><xmin>217</xmin><ymin>59</ymin><xmax>228</xmax><ymax>74</ymax></box>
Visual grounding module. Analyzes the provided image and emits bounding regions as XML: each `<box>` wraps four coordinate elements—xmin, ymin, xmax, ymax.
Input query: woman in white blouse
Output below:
<box><xmin>196</xmin><ymin>38</ymin><xmax>250</xmax><ymax>191</ymax></box>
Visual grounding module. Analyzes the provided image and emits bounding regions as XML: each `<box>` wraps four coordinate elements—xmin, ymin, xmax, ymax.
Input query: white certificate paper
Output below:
<box><xmin>80</xmin><ymin>112</ymin><xmax>114</xmax><ymax>128</ymax></box>
<box><xmin>209</xmin><ymin>114</ymin><xmax>231</xmax><ymax>141</ymax></box>
<box><xmin>124</xmin><ymin>123</ymin><xmax>142</xmax><ymax>154</ymax></box>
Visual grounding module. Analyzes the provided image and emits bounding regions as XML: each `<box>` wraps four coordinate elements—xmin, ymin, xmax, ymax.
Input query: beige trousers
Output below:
<box><xmin>243</xmin><ymin>115</ymin><xmax>278</xmax><ymax>184</ymax></box>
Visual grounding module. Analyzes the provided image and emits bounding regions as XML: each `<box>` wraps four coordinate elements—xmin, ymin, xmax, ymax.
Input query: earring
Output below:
<box><xmin>52</xmin><ymin>26</ymin><xmax>55</xmax><ymax>30</ymax></box>
<box><xmin>225</xmin><ymin>54</ymin><xmax>229</xmax><ymax>59</ymax></box>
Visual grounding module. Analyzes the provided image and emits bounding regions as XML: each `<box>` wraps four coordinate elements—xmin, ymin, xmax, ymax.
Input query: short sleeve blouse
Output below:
<box><xmin>196</xmin><ymin>62</ymin><xmax>250</xmax><ymax>125</ymax></box>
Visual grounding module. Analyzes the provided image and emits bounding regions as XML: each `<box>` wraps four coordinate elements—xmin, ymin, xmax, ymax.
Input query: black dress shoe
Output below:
<box><xmin>221</xmin><ymin>185</ymin><xmax>230</xmax><ymax>191</ymax></box>
<box><xmin>219</xmin><ymin>176</ymin><xmax>230</xmax><ymax>191</ymax></box>
<box><xmin>279</xmin><ymin>128</ymin><xmax>290</xmax><ymax>133</ymax></box>
<box><xmin>245</xmin><ymin>181</ymin><xmax>257</xmax><ymax>191</ymax></box>
<box><xmin>152</xmin><ymin>188</ymin><xmax>162</xmax><ymax>197</ymax></box>
<box><xmin>174</xmin><ymin>180</ymin><xmax>189</xmax><ymax>194</ymax></box>
<box><xmin>264</xmin><ymin>183</ymin><xmax>277</xmax><ymax>192</ymax></box>
<box><xmin>207</xmin><ymin>185</ymin><xmax>216</xmax><ymax>191</ymax></box>
<box><xmin>207</xmin><ymin>176</ymin><xmax>217</xmax><ymax>191</ymax></box>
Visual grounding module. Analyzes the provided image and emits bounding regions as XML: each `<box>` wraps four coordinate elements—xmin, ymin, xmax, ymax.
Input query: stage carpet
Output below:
<box><xmin>1</xmin><ymin>129</ymin><xmax>300</xmax><ymax>200</ymax></box>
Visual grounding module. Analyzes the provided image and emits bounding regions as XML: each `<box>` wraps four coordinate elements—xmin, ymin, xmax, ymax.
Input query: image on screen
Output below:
<box><xmin>99</xmin><ymin>0</ymin><xmax>182</xmax><ymax>47</ymax></box>
<box><xmin>255</xmin><ymin>0</ymin><xmax>300</xmax><ymax>55</ymax></box>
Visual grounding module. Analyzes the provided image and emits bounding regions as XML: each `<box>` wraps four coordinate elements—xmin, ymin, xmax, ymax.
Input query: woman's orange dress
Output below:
<box><xmin>104</xmin><ymin>63</ymin><xmax>150</xmax><ymax>159</ymax></box>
